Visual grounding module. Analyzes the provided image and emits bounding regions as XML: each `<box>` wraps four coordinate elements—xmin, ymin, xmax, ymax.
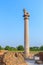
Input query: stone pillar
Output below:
<box><xmin>23</xmin><ymin>9</ymin><xmax>30</xmax><ymax>59</ymax></box>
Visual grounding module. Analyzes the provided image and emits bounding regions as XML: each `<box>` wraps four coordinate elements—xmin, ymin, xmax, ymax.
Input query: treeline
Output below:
<box><xmin>0</xmin><ymin>45</ymin><xmax>43</xmax><ymax>51</ymax></box>
<box><xmin>30</xmin><ymin>46</ymin><xmax>43</xmax><ymax>51</ymax></box>
<box><xmin>0</xmin><ymin>45</ymin><xmax>24</xmax><ymax>51</ymax></box>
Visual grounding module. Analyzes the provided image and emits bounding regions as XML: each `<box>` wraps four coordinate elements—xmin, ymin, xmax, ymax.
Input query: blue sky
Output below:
<box><xmin>0</xmin><ymin>0</ymin><xmax>43</xmax><ymax>47</ymax></box>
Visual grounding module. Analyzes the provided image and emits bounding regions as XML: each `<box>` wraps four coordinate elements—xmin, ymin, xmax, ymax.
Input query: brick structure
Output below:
<box><xmin>39</xmin><ymin>52</ymin><xmax>43</xmax><ymax>61</ymax></box>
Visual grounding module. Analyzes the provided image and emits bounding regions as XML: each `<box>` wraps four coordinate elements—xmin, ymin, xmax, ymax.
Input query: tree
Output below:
<box><xmin>5</xmin><ymin>46</ymin><xmax>11</xmax><ymax>51</ymax></box>
<box><xmin>17</xmin><ymin>45</ymin><xmax>24</xmax><ymax>51</ymax></box>
<box><xmin>30</xmin><ymin>47</ymin><xmax>39</xmax><ymax>51</ymax></box>
<box><xmin>5</xmin><ymin>46</ymin><xmax>17</xmax><ymax>51</ymax></box>
<box><xmin>40</xmin><ymin>46</ymin><xmax>43</xmax><ymax>51</ymax></box>
<box><xmin>0</xmin><ymin>46</ymin><xmax>2</xmax><ymax>50</ymax></box>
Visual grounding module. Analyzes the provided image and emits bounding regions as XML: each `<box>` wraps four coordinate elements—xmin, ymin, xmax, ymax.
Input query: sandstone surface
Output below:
<box><xmin>0</xmin><ymin>51</ymin><xmax>27</xmax><ymax>65</ymax></box>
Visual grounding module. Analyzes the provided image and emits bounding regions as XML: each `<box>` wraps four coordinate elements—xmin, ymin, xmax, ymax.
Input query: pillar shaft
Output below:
<box><xmin>23</xmin><ymin>9</ymin><xmax>30</xmax><ymax>59</ymax></box>
<box><xmin>24</xmin><ymin>18</ymin><xmax>29</xmax><ymax>58</ymax></box>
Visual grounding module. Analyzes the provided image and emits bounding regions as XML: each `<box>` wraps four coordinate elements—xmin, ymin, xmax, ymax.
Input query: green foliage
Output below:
<box><xmin>10</xmin><ymin>47</ymin><xmax>17</xmax><ymax>51</ymax></box>
<box><xmin>17</xmin><ymin>45</ymin><xmax>24</xmax><ymax>51</ymax></box>
<box><xmin>5</xmin><ymin>46</ymin><xmax>11</xmax><ymax>50</ymax></box>
<box><xmin>5</xmin><ymin>46</ymin><xmax>17</xmax><ymax>51</ymax></box>
<box><xmin>0</xmin><ymin>46</ymin><xmax>4</xmax><ymax>50</ymax></box>
<box><xmin>40</xmin><ymin>46</ymin><xmax>43</xmax><ymax>51</ymax></box>
<box><xmin>0</xmin><ymin>45</ymin><xmax>43</xmax><ymax>51</ymax></box>
<box><xmin>0</xmin><ymin>46</ymin><xmax>2</xmax><ymax>50</ymax></box>
<box><xmin>30</xmin><ymin>47</ymin><xmax>40</xmax><ymax>51</ymax></box>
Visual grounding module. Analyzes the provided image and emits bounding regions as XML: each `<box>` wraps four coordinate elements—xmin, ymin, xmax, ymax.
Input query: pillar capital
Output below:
<box><xmin>23</xmin><ymin>9</ymin><xmax>30</xmax><ymax>19</ymax></box>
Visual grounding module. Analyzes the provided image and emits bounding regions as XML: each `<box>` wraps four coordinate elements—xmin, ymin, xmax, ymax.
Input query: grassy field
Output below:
<box><xmin>0</xmin><ymin>50</ymin><xmax>43</xmax><ymax>53</ymax></box>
